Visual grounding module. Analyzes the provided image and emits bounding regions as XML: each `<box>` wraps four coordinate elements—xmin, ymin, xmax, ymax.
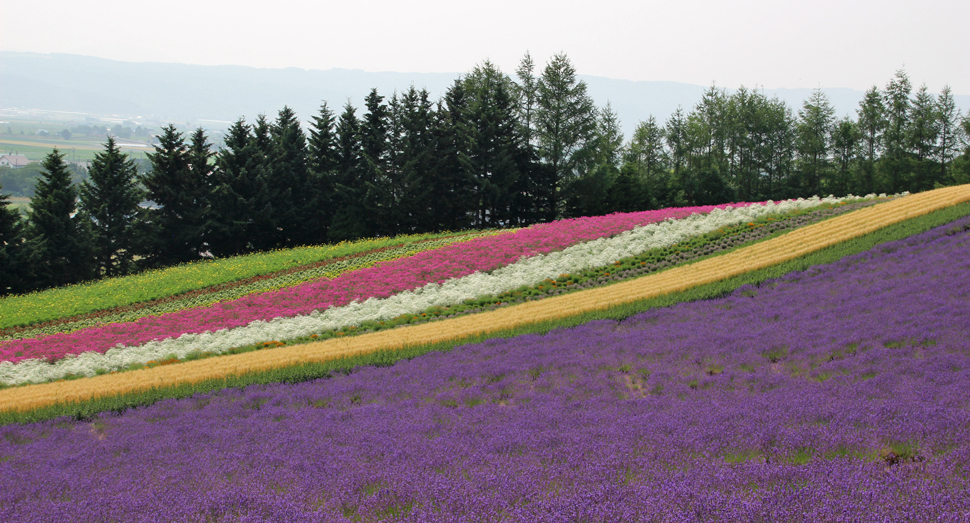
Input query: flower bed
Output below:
<box><xmin>0</xmin><ymin>196</ymin><xmax>875</xmax><ymax>384</ymax></box>
<box><xmin>0</xmin><ymin>231</ymin><xmax>499</xmax><ymax>341</ymax></box>
<box><xmin>0</xmin><ymin>204</ymin><xmax>739</xmax><ymax>367</ymax></box>
<box><xmin>0</xmin><ymin>213</ymin><xmax>967</xmax><ymax>521</ymax></box>
<box><xmin>0</xmin><ymin>231</ymin><xmax>475</xmax><ymax>330</ymax></box>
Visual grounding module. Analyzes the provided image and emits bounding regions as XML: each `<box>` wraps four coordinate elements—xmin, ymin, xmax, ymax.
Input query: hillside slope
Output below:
<box><xmin>1</xmin><ymin>185</ymin><xmax>968</xmax><ymax>419</ymax></box>
<box><xmin>0</xmin><ymin>189</ymin><xmax>969</xmax><ymax>520</ymax></box>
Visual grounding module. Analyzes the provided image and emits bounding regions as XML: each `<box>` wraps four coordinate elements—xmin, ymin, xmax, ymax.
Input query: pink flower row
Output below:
<box><xmin>1</xmin><ymin>204</ymin><xmax>750</xmax><ymax>364</ymax></box>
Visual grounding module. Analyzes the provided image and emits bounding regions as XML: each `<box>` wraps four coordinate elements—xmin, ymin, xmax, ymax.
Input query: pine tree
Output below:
<box><xmin>247</xmin><ymin>115</ymin><xmax>280</xmax><ymax>252</ymax></box>
<box><xmin>142</xmin><ymin>125</ymin><xmax>211</xmax><ymax>266</ymax></box>
<box><xmin>695</xmin><ymin>84</ymin><xmax>730</xmax><ymax>170</ymax></box>
<box><xmin>908</xmin><ymin>84</ymin><xmax>939</xmax><ymax>191</ymax></box>
<box><xmin>464</xmin><ymin>62</ymin><xmax>522</xmax><ymax>227</ymax></box>
<box><xmin>623</xmin><ymin>116</ymin><xmax>667</xmax><ymax>207</ymax></box>
<box><xmin>856</xmin><ymin>86</ymin><xmax>886</xmax><ymax>194</ymax></box>
<box><xmin>665</xmin><ymin>107</ymin><xmax>690</xmax><ymax>202</ymax></box>
<box><xmin>428</xmin><ymin>81</ymin><xmax>476</xmax><ymax>231</ymax></box>
<box><xmin>377</xmin><ymin>93</ymin><xmax>407</xmax><ymax>235</ymax></box>
<box><xmin>725</xmin><ymin>87</ymin><xmax>773</xmax><ymax>201</ymax></box>
<box><xmin>0</xmin><ymin>185</ymin><xmax>30</xmax><ymax>294</ymax></box>
<box><xmin>328</xmin><ymin>103</ymin><xmax>370</xmax><ymax>242</ymax></box>
<box><xmin>80</xmin><ymin>137</ymin><xmax>144</xmax><ymax>277</ymax></box>
<box><xmin>830</xmin><ymin>117</ymin><xmax>860</xmax><ymax>196</ymax></box>
<box><xmin>936</xmin><ymin>86</ymin><xmax>962</xmax><ymax>186</ymax></box>
<box><xmin>209</xmin><ymin>118</ymin><xmax>274</xmax><ymax>257</ymax></box>
<box><xmin>308</xmin><ymin>102</ymin><xmax>339</xmax><ymax>241</ymax></box>
<box><xmin>359</xmin><ymin>90</ymin><xmax>390</xmax><ymax>236</ymax></box>
<box><xmin>796</xmin><ymin>89</ymin><xmax>835</xmax><ymax>195</ymax></box>
<box><xmin>270</xmin><ymin>106</ymin><xmax>314</xmax><ymax>247</ymax></box>
<box><xmin>385</xmin><ymin>86</ymin><xmax>435</xmax><ymax>234</ymax></box>
<box><xmin>567</xmin><ymin>103</ymin><xmax>623</xmax><ymax>218</ymax></box>
<box><xmin>880</xmin><ymin>69</ymin><xmax>913</xmax><ymax>192</ymax></box>
<box><xmin>514</xmin><ymin>52</ymin><xmax>538</xmax><ymax>150</ymax></box>
<box><xmin>28</xmin><ymin>149</ymin><xmax>95</xmax><ymax>288</ymax></box>
<box><xmin>762</xmin><ymin>98</ymin><xmax>797</xmax><ymax>200</ymax></box>
<box><xmin>535</xmin><ymin>53</ymin><xmax>597</xmax><ymax>218</ymax></box>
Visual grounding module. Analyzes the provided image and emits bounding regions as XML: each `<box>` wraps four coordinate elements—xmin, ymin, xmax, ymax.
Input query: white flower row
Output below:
<box><xmin>0</xmin><ymin>195</ymin><xmax>877</xmax><ymax>385</ymax></box>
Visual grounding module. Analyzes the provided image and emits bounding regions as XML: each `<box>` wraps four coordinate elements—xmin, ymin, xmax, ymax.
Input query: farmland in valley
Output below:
<box><xmin>0</xmin><ymin>185</ymin><xmax>969</xmax><ymax>520</ymax></box>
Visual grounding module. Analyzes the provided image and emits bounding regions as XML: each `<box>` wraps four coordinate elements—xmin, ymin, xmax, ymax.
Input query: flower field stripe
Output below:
<box><xmin>0</xmin><ymin>204</ymin><xmax>743</xmax><ymax>367</ymax></box>
<box><xmin>1</xmin><ymin>185</ymin><xmax>966</xmax><ymax>413</ymax></box>
<box><xmin>0</xmin><ymin>231</ymin><xmax>502</xmax><ymax>341</ymax></box>
<box><xmin>0</xmin><ymin>231</ymin><xmax>483</xmax><ymax>330</ymax></box>
<box><xmin>5</xmin><ymin>210</ymin><xmax>970</xmax><ymax>519</ymax></box>
<box><xmin>0</xmin><ymin>198</ymin><xmax>851</xmax><ymax>383</ymax></box>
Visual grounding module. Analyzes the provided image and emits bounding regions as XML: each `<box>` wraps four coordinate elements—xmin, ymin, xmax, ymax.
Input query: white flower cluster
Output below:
<box><xmin>0</xmin><ymin>195</ymin><xmax>874</xmax><ymax>385</ymax></box>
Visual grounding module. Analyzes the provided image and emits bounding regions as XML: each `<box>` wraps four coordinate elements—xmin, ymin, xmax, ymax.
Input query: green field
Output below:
<box><xmin>0</xmin><ymin>115</ymin><xmax>166</xmax><ymax>163</ymax></box>
<box><xmin>0</xmin><ymin>135</ymin><xmax>152</xmax><ymax>162</ymax></box>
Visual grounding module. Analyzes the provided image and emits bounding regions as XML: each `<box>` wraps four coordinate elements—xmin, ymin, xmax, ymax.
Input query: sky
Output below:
<box><xmin>2</xmin><ymin>0</ymin><xmax>967</xmax><ymax>94</ymax></box>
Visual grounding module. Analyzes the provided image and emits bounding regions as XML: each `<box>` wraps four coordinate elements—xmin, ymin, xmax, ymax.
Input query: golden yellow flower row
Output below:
<box><xmin>3</xmin><ymin>185</ymin><xmax>969</xmax><ymax>414</ymax></box>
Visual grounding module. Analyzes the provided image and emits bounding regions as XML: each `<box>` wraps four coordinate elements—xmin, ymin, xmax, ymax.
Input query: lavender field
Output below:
<box><xmin>2</xmin><ymin>217</ymin><xmax>969</xmax><ymax>522</ymax></box>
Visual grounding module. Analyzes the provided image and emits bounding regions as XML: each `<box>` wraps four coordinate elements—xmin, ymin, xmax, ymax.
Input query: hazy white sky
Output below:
<box><xmin>2</xmin><ymin>0</ymin><xmax>967</xmax><ymax>93</ymax></box>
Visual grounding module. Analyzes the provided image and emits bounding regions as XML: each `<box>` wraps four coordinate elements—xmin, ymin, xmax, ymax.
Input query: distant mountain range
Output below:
<box><xmin>2</xmin><ymin>52</ymin><xmax>967</xmax><ymax>139</ymax></box>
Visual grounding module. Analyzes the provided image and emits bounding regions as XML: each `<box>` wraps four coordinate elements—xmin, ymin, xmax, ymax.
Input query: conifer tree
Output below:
<box><xmin>464</xmin><ymin>62</ymin><xmax>522</xmax><ymax>227</ymax></box>
<box><xmin>908</xmin><ymin>84</ymin><xmax>939</xmax><ymax>191</ymax></box>
<box><xmin>936</xmin><ymin>86</ymin><xmax>962</xmax><ymax>185</ymax></box>
<box><xmin>625</xmin><ymin>115</ymin><xmax>668</xmax><ymax>206</ymax></box>
<box><xmin>359</xmin><ymin>90</ymin><xmax>390</xmax><ymax>236</ymax></box>
<box><xmin>308</xmin><ymin>102</ymin><xmax>339</xmax><ymax>241</ymax></box>
<box><xmin>758</xmin><ymin>98</ymin><xmax>797</xmax><ymax>200</ymax></box>
<box><xmin>535</xmin><ymin>53</ymin><xmax>597</xmax><ymax>218</ymax></box>
<box><xmin>142</xmin><ymin>125</ymin><xmax>211</xmax><ymax>266</ymax></box>
<box><xmin>0</xmin><ymin>185</ymin><xmax>30</xmax><ymax>294</ymax></box>
<box><xmin>664</xmin><ymin>107</ymin><xmax>690</xmax><ymax>204</ymax></box>
<box><xmin>428</xmin><ymin>81</ymin><xmax>476</xmax><ymax>231</ymax></box>
<box><xmin>830</xmin><ymin>117</ymin><xmax>860</xmax><ymax>196</ymax></box>
<box><xmin>80</xmin><ymin>137</ymin><xmax>144</xmax><ymax>277</ymax></box>
<box><xmin>567</xmin><ymin>103</ymin><xmax>623</xmax><ymax>218</ymax></box>
<box><xmin>270</xmin><ymin>106</ymin><xmax>313</xmax><ymax>247</ymax></box>
<box><xmin>514</xmin><ymin>52</ymin><xmax>538</xmax><ymax>150</ymax></box>
<box><xmin>880</xmin><ymin>69</ymin><xmax>913</xmax><ymax>192</ymax></box>
<box><xmin>856</xmin><ymin>86</ymin><xmax>886</xmax><ymax>194</ymax></box>
<box><xmin>247</xmin><ymin>115</ymin><xmax>281</xmax><ymax>252</ymax></box>
<box><xmin>209</xmin><ymin>118</ymin><xmax>274</xmax><ymax>257</ymax></box>
<box><xmin>385</xmin><ymin>87</ymin><xmax>435</xmax><ymax>234</ymax></box>
<box><xmin>796</xmin><ymin>89</ymin><xmax>835</xmax><ymax>195</ymax></box>
<box><xmin>28</xmin><ymin>149</ymin><xmax>95</xmax><ymax>287</ymax></box>
<box><xmin>328</xmin><ymin>103</ymin><xmax>370</xmax><ymax>242</ymax></box>
<box><xmin>509</xmin><ymin>52</ymin><xmax>551</xmax><ymax>224</ymax></box>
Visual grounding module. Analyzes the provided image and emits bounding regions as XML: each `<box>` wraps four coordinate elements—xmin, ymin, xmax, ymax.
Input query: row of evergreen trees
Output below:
<box><xmin>1</xmin><ymin>54</ymin><xmax>968</xmax><ymax>295</ymax></box>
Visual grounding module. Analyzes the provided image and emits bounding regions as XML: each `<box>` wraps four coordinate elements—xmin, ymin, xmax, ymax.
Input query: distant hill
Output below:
<box><xmin>2</xmin><ymin>52</ymin><xmax>967</xmax><ymax>139</ymax></box>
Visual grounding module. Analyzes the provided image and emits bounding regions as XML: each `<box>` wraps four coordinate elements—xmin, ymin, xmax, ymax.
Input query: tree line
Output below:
<box><xmin>1</xmin><ymin>54</ymin><xmax>968</xmax><ymax>295</ymax></box>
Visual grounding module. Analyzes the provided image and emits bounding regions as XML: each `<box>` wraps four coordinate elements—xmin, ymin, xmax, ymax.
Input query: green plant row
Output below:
<box><xmin>1</xmin><ymin>232</ymin><xmax>496</xmax><ymax>340</ymax></box>
<box><xmin>4</xmin><ymin>200</ymin><xmax>966</xmax><ymax>425</ymax></box>
<box><xmin>0</xmin><ymin>229</ymin><xmax>487</xmax><ymax>330</ymax></box>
